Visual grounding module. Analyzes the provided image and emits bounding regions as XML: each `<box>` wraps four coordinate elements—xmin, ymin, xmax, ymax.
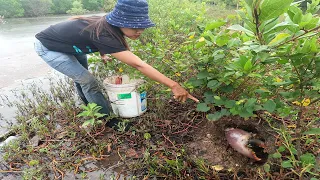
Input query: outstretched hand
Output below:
<box><xmin>171</xmin><ymin>83</ymin><xmax>199</xmax><ymax>103</ymax></box>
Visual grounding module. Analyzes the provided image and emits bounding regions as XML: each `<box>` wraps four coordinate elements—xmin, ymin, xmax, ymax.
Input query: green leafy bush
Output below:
<box><xmin>20</xmin><ymin>0</ymin><xmax>53</xmax><ymax>17</ymax></box>
<box><xmin>77</xmin><ymin>103</ymin><xmax>105</xmax><ymax>128</ymax></box>
<box><xmin>66</xmin><ymin>0</ymin><xmax>89</xmax><ymax>15</ymax></box>
<box><xmin>82</xmin><ymin>0</ymin><xmax>103</xmax><ymax>11</ymax></box>
<box><xmin>190</xmin><ymin>0</ymin><xmax>320</xmax><ymax>120</ymax></box>
<box><xmin>51</xmin><ymin>0</ymin><xmax>73</xmax><ymax>14</ymax></box>
<box><xmin>0</xmin><ymin>0</ymin><xmax>24</xmax><ymax>18</ymax></box>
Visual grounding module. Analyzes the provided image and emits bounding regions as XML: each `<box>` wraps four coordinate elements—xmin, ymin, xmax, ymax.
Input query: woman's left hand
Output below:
<box><xmin>101</xmin><ymin>54</ymin><xmax>112</xmax><ymax>63</ymax></box>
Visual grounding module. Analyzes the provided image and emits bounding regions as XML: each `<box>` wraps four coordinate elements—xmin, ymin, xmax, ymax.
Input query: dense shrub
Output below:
<box><xmin>82</xmin><ymin>0</ymin><xmax>103</xmax><ymax>11</ymax></box>
<box><xmin>51</xmin><ymin>0</ymin><xmax>73</xmax><ymax>14</ymax></box>
<box><xmin>0</xmin><ymin>0</ymin><xmax>24</xmax><ymax>18</ymax></box>
<box><xmin>67</xmin><ymin>0</ymin><xmax>88</xmax><ymax>15</ymax></box>
<box><xmin>20</xmin><ymin>0</ymin><xmax>53</xmax><ymax>17</ymax></box>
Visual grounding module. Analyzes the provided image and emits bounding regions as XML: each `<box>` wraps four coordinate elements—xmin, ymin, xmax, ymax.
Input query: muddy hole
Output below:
<box><xmin>186</xmin><ymin>115</ymin><xmax>275</xmax><ymax>170</ymax></box>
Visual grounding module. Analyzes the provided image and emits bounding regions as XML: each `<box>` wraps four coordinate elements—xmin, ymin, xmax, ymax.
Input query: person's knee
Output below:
<box><xmin>77</xmin><ymin>73</ymin><xmax>100</xmax><ymax>90</ymax></box>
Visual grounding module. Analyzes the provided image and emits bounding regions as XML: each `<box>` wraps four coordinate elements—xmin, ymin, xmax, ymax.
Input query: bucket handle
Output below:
<box><xmin>107</xmin><ymin>80</ymin><xmax>146</xmax><ymax>104</ymax></box>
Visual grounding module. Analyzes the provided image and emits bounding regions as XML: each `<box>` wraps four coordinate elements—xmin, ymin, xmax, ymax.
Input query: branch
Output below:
<box><xmin>253</xmin><ymin>3</ymin><xmax>264</xmax><ymax>44</ymax></box>
<box><xmin>275</xmin><ymin>26</ymin><xmax>320</xmax><ymax>48</ymax></box>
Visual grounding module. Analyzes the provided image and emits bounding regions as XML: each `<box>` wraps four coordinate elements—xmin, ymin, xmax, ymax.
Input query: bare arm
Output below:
<box><xmin>110</xmin><ymin>50</ymin><xmax>199</xmax><ymax>103</ymax></box>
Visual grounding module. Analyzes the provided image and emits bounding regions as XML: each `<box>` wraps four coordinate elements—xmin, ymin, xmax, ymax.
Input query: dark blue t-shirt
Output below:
<box><xmin>35</xmin><ymin>19</ymin><xmax>127</xmax><ymax>55</ymax></box>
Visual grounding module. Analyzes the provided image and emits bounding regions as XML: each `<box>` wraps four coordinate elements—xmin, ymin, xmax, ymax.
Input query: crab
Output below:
<box><xmin>225</xmin><ymin>128</ymin><xmax>268</xmax><ymax>161</ymax></box>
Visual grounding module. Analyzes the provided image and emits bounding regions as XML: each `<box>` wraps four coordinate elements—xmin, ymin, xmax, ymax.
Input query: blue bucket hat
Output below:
<box><xmin>106</xmin><ymin>0</ymin><xmax>155</xmax><ymax>29</ymax></box>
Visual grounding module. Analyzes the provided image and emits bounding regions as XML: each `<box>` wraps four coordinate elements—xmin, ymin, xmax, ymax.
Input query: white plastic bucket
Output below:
<box><xmin>103</xmin><ymin>75</ymin><xmax>147</xmax><ymax>118</ymax></box>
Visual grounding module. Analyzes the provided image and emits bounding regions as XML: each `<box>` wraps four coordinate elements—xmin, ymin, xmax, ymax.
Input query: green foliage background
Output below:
<box><xmin>0</xmin><ymin>0</ymin><xmax>116</xmax><ymax>17</ymax></box>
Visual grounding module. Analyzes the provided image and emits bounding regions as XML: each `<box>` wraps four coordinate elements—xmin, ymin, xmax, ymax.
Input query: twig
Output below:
<box><xmin>44</xmin><ymin>139</ymin><xmax>80</xmax><ymax>142</ymax></box>
<box><xmin>117</xmin><ymin>148</ymin><xmax>124</xmax><ymax>161</ymax></box>
<box><xmin>0</xmin><ymin>170</ymin><xmax>22</xmax><ymax>173</ymax></box>
<box><xmin>162</xmin><ymin>133</ymin><xmax>176</xmax><ymax>148</ymax></box>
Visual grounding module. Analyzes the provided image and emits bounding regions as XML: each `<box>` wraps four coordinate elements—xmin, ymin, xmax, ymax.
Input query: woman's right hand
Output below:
<box><xmin>171</xmin><ymin>83</ymin><xmax>199</xmax><ymax>103</ymax></box>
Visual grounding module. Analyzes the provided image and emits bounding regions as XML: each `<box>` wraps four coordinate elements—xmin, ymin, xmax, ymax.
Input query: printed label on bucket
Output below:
<box><xmin>117</xmin><ymin>93</ymin><xmax>132</xmax><ymax>100</ymax></box>
<box><xmin>140</xmin><ymin>91</ymin><xmax>147</xmax><ymax>111</ymax></box>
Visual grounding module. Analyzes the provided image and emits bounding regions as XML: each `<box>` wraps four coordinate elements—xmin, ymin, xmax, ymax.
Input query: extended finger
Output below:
<box><xmin>188</xmin><ymin>94</ymin><xmax>199</xmax><ymax>103</ymax></box>
<box><xmin>181</xmin><ymin>95</ymin><xmax>187</xmax><ymax>103</ymax></box>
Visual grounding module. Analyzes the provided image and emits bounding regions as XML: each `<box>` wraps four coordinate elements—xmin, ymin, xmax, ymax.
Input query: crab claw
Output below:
<box><xmin>225</xmin><ymin>128</ymin><xmax>267</xmax><ymax>161</ymax></box>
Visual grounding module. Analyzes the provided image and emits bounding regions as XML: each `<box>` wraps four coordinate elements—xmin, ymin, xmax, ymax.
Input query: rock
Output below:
<box><xmin>0</xmin><ymin>136</ymin><xmax>19</xmax><ymax>149</ymax></box>
<box><xmin>30</xmin><ymin>135</ymin><xmax>41</xmax><ymax>147</ymax></box>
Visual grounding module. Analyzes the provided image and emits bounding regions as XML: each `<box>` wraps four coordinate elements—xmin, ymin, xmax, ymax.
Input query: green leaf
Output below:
<box><xmin>228</xmin><ymin>24</ymin><xmax>254</xmax><ymax>36</ymax></box>
<box><xmin>281</xmin><ymin>160</ymin><xmax>293</xmax><ymax>168</ymax></box>
<box><xmin>272</xmin><ymin>152</ymin><xmax>282</xmax><ymax>158</ymax></box>
<box><xmin>300</xmin><ymin>153</ymin><xmax>316</xmax><ymax>165</ymax></box>
<box><xmin>225</xmin><ymin>100</ymin><xmax>236</xmax><ymax>108</ymax></box>
<box><xmin>216</xmin><ymin>35</ymin><xmax>230</xmax><ymax>47</ymax></box>
<box><xmin>213</xmin><ymin>96</ymin><xmax>226</xmax><ymax>106</ymax></box>
<box><xmin>80</xmin><ymin>104</ymin><xmax>89</xmax><ymax>111</ymax></box>
<box><xmin>288</xmin><ymin>6</ymin><xmax>303</xmax><ymax>23</ymax></box>
<box><xmin>293</xmin><ymin>12</ymin><xmax>303</xmax><ymax>24</ymax></box>
<box><xmin>244</xmin><ymin>59</ymin><xmax>253</xmax><ymax>72</ymax></box>
<box><xmin>88</xmin><ymin>103</ymin><xmax>97</xmax><ymax>109</ymax></box>
<box><xmin>195</xmin><ymin>41</ymin><xmax>206</xmax><ymax>48</ymax></box>
<box><xmin>244</xmin><ymin>0</ymin><xmax>254</xmax><ymax>7</ymax></box>
<box><xmin>77</xmin><ymin>111</ymin><xmax>90</xmax><ymax>117</ymax></box>
<box><xmin>207</xmin><ymin>80</ymin><xmax>221</xmax><ymax>90</ymax></box>
<box><xmin>290</xmin><ymin>147</ymin><xmax>298</xmax><ymax>155</ymax></box>
<box><xmin>278</xmin><ymin>145</ymin><xmax>286</xmax><ymax>152</ymax></box>
<box><xmin>268</xmin><ymin>33</ymin><xmax>291</xmax><ymax>46</ymax></box>
<box><xmin>29</xmin><ymin>160</ymin><xmax>39</xmax><ymax>166</ymax></box>
<box><xmin>259</xmin><ymin>0</ymin><xmax>294</xmax><ymax>22</ymax></box>
<box><xmin>277</xmin><ymin>59</ymin><xmax>289</xmax><ymax>64</ymax></box>
<box><xmin>144</xmin><ymin>133</ymin><xmax>151</xmax><ymax>140</ymax></box>
<box><xmin>232</xmin><ymin>56</ymin><xmax>249</xmax><ymax>70</ymax></box>
<box><xmin>82</xmin><ymin>121</ymin><xmax>91</xmax><ymax>128</ymax></box>
<box><xmin>264</xmin><ymin>21</ymin><xmax>299</xmax><ymax>34</ymax></box>
<box><xmin>205</xmin><ymin>95</ymin><xmax>215</xmax><ymax>104</ymax></box>
<box><xmin>205</xmin><ymin>21</ymin><xmax>226</xmax><ymax>31</ymax></box>
<box><xmin>196</xmin><ymin>103</ymin><xmax>210</xmax><ymax>112</ymax></box>
<box><xmin>197</xmin><ymin>71</ymin><xmax>209</xmax><ymax>79</ymax></box>
<box><xmin>303</xmin><ymin>128</ymin><xmax>320</xmax><ymax>135</ymax></box>
<box><xmin>207</xmin><ymin>109</ymin><xmax>230</xmax><ymax>121</ymax></box>
<box><xmin>263</xmin><ymin>100</ymin><xmax>276</xmax><ymax>113</ymax></box>
<box><xmin>245</xmin><ymin>98</ymin><xmax>257</xmax><ymax>108</ymax></box>
<box><xmin>299</xmin><ymin>13</ymin><xmax>313</xmax><ymax>27</ymax></box>
<box><xmin>304</xmin><ymin>18</ymin><xmax>320</xmax><ymax>30</ymax></box>
<box><xmin>95</xmin><ymin>113</ymin><xmax>106</xmax><ymax>118</ymax></box>
<box><xmin>239</xmin><ymin>108</ymin><xmax>254</xmax><ymax>118</ymax></box>
<box><xmin>189</xmin><ymin>78</ymin><xmax>205</xmax><ymax>87</ymax></box>
<box><xmin>220</xmin><ymin>85</ymin><xmax>234</xmax><ymax>93</ymax></box>
<box><xmin>263</xmin><ymin>164</ymin><xmax>271</xmax><ymax>172</ymax></box>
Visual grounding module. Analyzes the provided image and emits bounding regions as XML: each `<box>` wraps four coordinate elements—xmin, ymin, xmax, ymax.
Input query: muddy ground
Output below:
<box><xmin>187</xmin><ymin>115</ymin><xmax>276</xmax><ymax>169</ymax></box>
<box><xmin>0</xmin><ymin>96</ymin><xmax>278</xmax><ymax>179</ymax></box>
